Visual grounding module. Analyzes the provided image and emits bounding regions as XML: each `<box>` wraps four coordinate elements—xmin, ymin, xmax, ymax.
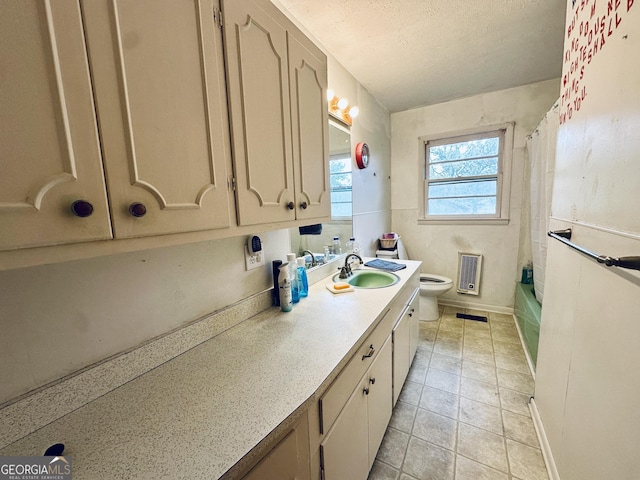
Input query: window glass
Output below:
<box><xmin>423</xmin><ymin>130</ymin><xmax>504</xmax><ymax>218</ymax></box>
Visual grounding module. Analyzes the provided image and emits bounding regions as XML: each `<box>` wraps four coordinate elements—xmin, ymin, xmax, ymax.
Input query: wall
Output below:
<box><xmin>534</xmin><ymin>2</ymin><xmax>640</xmax><ymax>479</ymax></box>
<box><xmin>390</xmin><ymin>80</ymin><xmax>559</xmax><ymax>310</ymax></box>
<box><xmin>1</xmin><ymin>2</ymin><xmax>392</xmax><ymax>407</ymax></box>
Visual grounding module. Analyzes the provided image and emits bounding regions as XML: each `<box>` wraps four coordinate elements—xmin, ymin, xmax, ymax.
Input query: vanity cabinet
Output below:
<box><xmin>320</xmin><ymin>336</ymin><xmax>392</xmax><ymax>480</ymax></box>
<box><xmin>0</xmin><ymin>0</ymin><xmax>231</xmax><ymax>251</ymax></box>
<box><xmin>222</xmin><ymin>0</ymin><xmax>330</xmax><ymax>226</ymax></box>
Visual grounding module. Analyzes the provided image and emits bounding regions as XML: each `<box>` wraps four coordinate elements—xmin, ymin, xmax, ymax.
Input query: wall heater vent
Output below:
<box><xmin>457</xmin><ymin>252</ymin><xmax>482</xmax><ymax>295</ymax></box>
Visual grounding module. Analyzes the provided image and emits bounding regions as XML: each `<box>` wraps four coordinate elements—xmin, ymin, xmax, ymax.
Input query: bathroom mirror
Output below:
<box><xmin>289</xmin><ymin>118</ymin><xmax>353</xmax><ymax>268</ymax></box>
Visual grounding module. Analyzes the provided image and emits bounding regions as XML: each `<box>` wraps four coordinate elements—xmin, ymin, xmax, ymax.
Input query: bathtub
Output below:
<box><xmin>514</xmin><ymin>282</ymin><xmax>542</xmax><ymax>368</ymax></box>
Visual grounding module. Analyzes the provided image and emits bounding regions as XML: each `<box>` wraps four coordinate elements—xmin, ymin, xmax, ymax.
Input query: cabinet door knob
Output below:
<box><xmin>362</xmin><ymin>344</ymin><xmax>375</xmax><ymax>360</ymax></box>
<box><xmin>300</xmin><ymin>201</ymin><xmax>308</xmax><ymax>209</ymax></box>
<box><xmin>129</xmin><ymin>203</ymin><xmax>147</xmax><ymax>217</ymax></box>
<box><xmin>70</xmin><ymin>200</ymin><xmax>94</xmax><ymax>218</ymax></box>
<box><xmin>369</xmin><ymin>377</ymin><xmax>376</xmax><ymax>385</ymax></box>
<box><xmin>287</xmin><ymin>201</ymin><xmax>295</xmax><ymax>210</ymax></box>
<box><xmin>363</xmin><ymin>387</ymin><xmax>370</xmax><ymax>395</ymax></box>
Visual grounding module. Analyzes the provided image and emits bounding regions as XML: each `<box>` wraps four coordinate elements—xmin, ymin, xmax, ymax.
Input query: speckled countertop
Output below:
<box><xmin>0</xmin><ymin>260</ymin><xmax>421</xmax><ymax>479</ymax></box>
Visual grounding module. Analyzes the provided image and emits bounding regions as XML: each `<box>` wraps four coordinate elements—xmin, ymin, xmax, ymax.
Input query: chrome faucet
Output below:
<box><xmin>339</xmin><ymin>254</ymin><xmax>363</xmax><ymax>278</ymax></box>
<box><xmin>301</xmin><ymin>250</ymin><xmax>317</xmax><ymax>267</ymax></box>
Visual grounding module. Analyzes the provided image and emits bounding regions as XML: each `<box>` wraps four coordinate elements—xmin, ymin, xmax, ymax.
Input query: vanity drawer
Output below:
<box><xmin>319</xmin><ymin>309</ymin><xmax>393</xmax><ymax>434</ymax></box>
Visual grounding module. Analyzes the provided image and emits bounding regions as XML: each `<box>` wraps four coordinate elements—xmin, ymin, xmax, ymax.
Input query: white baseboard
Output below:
<box><xmin>529</xmin><ymin>397</ymin><xmax>560</xmax><ymax>480</ymax></box>
<box><xmin>439</xmin><ymin>299</ymin><xmax>514</xmax><ymax>315</ymax></box>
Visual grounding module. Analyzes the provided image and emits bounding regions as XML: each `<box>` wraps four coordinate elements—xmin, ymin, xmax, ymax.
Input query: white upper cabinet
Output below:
<box><xmin>0</xmin><ymin>1</ymin><xmax>112</xmax><ymax>250</ymax></box>
<box><xmin>82</xmin><ymin>0</ymin><xmax>232</xmax><ymax>238</ymax></box>
<box><xmin>222</xmin><ymin>0</ymin><xmax>330</xmax><ymax>226</ymax></box>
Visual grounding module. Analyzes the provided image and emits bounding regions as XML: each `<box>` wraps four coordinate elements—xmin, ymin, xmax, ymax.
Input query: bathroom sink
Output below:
<box><xmin>333</xmin><ymin>270</ymin><xmax>400</xmax><ymax>289</ymax></box>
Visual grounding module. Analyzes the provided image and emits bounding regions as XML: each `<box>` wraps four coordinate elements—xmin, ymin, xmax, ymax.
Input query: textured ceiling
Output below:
<box><xmin>275</xmin><ymin>0</ymin><xmax>566</xmax><ymax>113</ymax></box>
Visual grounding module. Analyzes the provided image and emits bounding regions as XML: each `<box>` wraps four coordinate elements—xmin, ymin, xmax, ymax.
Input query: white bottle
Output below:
<box><xmin>332</xmin><ymin>236</ymin><xmax>342</xmax><ymax>256</ymax></box>
<box><xmin>287</xmin><ymin>253</ymin><xmax>300</xmax><ymax>303</ymax></box>
<box><xmin>346</xmin><ymin>237</ymin><xmax>355</xmax><ymax>254</ymax></box>
<box><xmin>278</xmin><ymin>263</ymin><xmax>293</xmax><ymax>312</ymax></box>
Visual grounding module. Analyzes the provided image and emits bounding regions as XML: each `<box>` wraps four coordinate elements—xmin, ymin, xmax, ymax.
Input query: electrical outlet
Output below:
<box><xmin>244</xmin><ymin>245</ymin><xmax>264</xmax><ymax>271</ymax></box>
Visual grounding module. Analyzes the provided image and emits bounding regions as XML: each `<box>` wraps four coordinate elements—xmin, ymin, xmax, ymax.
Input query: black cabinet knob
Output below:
<box><xmin>363</xmin><ymin>387</ymin><xmax>370</xmax><ymax>395</ymax></box>
<box><xmin>129</xmin><ymin>203</ymin><xmax>147</xmax><ymax>217</ymax></box>
<box><xmin>70</xmin><ymin>200</ymin><xmax>94</xmax><ymax>218</ymax></box>
<box><xmin>287</xmin><ymin>201</ymin><xmax>295</xmax><ymax>210</ymax></box>
<box><xmin>300</xmin><ymin>201</ymin><xmax>308</xmax><ymax>210</ymax></box>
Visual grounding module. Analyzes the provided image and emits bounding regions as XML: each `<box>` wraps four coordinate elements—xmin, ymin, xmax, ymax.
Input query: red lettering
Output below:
<box><xmin>608</xmin><ymin>0</ymin><xmax>614</xmax><ymax>14</ymax></box>
<box><xmin>580</xmin><ymin>65</ymin><xmax>585</xmax><ymax>80</ymax></box>
<box><xmin>608</xmin><ymin>17</ymin><xmax>614</xmax><ymax>35</ymax></box>
<box><xmin>616</xmin><ymin>0</ymin><xmax>621</xmax><ymax>9</ymax></box>
<box><xmin>591</xmin><ymin>0</ymin><xmax>598</xmax><ymax>17</ymax></box>
<box><xmin>616</xmin><ymin>12</ymin><xmax>622</xmax><ymax>27</ymax></box>
<box><xmin>629</xmin><ymin>0</ymin><xmax>635</xmax><ymax>10</ymax></box>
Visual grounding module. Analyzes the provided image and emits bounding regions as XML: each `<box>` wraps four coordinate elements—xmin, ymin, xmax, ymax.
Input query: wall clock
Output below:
<box><xmin>355</xmin><ymin>142</ymin><xmax>370</xmax><ymax>169</ymax></box>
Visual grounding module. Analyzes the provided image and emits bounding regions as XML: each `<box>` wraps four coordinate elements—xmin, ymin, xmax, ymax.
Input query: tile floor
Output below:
<box><xmin>368</xmin><ymin>306</ymin><xmax>549</xmax><ymax>480</ymax></box>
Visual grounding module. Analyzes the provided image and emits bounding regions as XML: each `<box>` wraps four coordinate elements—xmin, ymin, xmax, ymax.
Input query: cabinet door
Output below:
<box><xmin>222</xmin><ymin>0</ymin><xmax>296</xmax><ymax>226</ymax></box>
<box><xmin>320</xmin><ymin>376</ymin><xmax>369</xmax><ymax>480</ymax></box>
<box><xmin>408</xmin><ymin>292</ymin><xmax>420</xmax><ymax>362</ymax></box>
<box><xmin>0</xmin><ymin>0</ymin><xmax>111</xmax><ymax>250</ymax></box>
<box><xmin>244</xmin><ymin>415</ymin><xmax>310</xmax><ymax>480</ymax></box>
<box><xmin>288</xmin><ymin>32</ymin><xmax>330</xmax><ymax>222</ymax></box>
<box><xmin>393</xmin><ymin>306</ymin><xmax>412</xmax><ymax>406</ymax></box>
<box><xmin>82</xmin><ymin>0</ymin><xmax>231</xmax><ymax>238</ymax></box>
<box><xmin>367</xmin><ymin>336</ymin><xmax>393</xmax><ymax>469</ymax></box>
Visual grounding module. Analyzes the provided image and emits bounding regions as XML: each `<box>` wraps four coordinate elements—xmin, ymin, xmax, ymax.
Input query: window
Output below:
<box><xmin>330</xmin><ymin>154</ymin><xmax>352</xmax><ymax>219</ymax></box>
<box><xmin>420</xmin><ymin>124</ymin><xmax>513</xmax><ymax>224</ymax></box>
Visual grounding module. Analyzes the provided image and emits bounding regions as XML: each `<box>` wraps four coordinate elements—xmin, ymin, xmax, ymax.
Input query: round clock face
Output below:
<box><xmin>356</xmin><ymin>142</ymin><xmax>369</xmax><ymax>169</ymax></box>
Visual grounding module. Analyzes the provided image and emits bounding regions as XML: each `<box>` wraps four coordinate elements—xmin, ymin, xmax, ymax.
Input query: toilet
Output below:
<box><xmin>419</xmin><ymin>274</ymin><xmax>453</xmax><ymax>321</ymax></box>
<box><xmin>377</xmin><ymin>237</ymin><xmax>453</xmax><ymax>321</ymax></box>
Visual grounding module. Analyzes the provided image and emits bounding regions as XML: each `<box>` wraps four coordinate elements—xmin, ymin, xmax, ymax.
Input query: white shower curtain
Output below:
<box><xmin>526</xmin><ymin>102</ymin><xmax>559</xmax><ymax>303</ymax></box>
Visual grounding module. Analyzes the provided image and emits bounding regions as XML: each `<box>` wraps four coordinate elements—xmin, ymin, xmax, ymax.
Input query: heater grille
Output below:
<box><xmin>457</xmin><ymin>253</ymin><xmax>482</xmax><ymax>295</ymax></box>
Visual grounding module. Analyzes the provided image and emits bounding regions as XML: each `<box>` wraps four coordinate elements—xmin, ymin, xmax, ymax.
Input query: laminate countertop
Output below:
<box><xmin>1</xmin><ymin>260</ymin><xmax>421</xmax><ymax>479</ymax></box>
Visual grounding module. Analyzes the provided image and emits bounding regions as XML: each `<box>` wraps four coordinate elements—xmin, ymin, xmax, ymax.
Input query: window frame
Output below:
<box><xmin>418</xmin><ymin>123</ymin><xmax>514</xmax><ymax>225</ymax></box>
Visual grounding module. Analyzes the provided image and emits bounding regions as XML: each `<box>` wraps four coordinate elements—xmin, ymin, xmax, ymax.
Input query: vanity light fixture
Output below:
<box><xmin>327</xmin><ymin>88</ymin><xmax>359</xmax><ymax>126</ymax></box>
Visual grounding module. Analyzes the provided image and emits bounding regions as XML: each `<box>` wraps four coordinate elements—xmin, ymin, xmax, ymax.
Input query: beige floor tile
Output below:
<box><xmin>398</xmin><ymin>474</ymin><xmax>419</xmax><ymax>480</ymax></box>
<box><xmin>498</xmin><ymin>387</ymin><xmax>531</xmax><ymax>416</ymax></box>
<box><xmin>398</xmin><ymin>381</ymin><xmax>423</xmax><ymax>406</ymax></box>
<box><xmin>492</xmin><ymin>339</ymin><xmax>523</xmax><ymax>355</ymax></box>
<box><xmin>494</xmin><ymin>352</ymin><xmax>531</xmax><ymax>375</ymax></box>
<box><xmin>463</xmin><ymin>336</ymin><xmax>494</xmax><ymax>351</ymax></box>
<box><xmin>368</xmin><ymin>460</ymin><xmax>400</xmax><ymax>480</ymax></box>
<box><xmin>429</xmin><ymin>353</ymin><xmax>462</xmax><ymax>375</ymax></box>
<box><xmin>506</xmin><ymin>440</ymin><xmax>549</xmax><ymax>480</ymax></box>
<box><xmin>425</xmin><ymin>369</ymin><xmax>460</xmax><ymax>394</ymax></box>
<box><xmin>488</xmin><ymin>312</ymin><xmax>514</xmax><ymax>323</ymax></box>
<box><xmin>459</xmin><ymin>397</ymin><xmax>504</xmax><ymax>435</ymax></box>
<box><xmin>389</xmin><ymin>401</ymin><xmax>417</xmax><ymax>433</ymax></box>
<box><xmin>460</xmin><ymin>376</ymin><xmax>500</xmax><ymax>407</ymax></box>
<box><xmin>502</xmin><ymin>410</ymin><xmax>539</xmax><ymax>448</ymax></box>
<box><xmin>402</xmin><ymin>436</ymin><xmax>455</xmax><ymax>480</ymax></box>
<box><xmin>457</xmin><ymin>423</ymin><xmax>508</xmax><ymax>473</ymax></box>
<box><xmin>465</xmin><ymin>308</ymin><xmax>491</xmax><ymax>318</ymax></box>
<box><xmin>413</xmin><ymin>409</ymin><xmax>457</xmax><ymax>450</ymax></box>
<box><xmin>461</xmin><ymin>360</ymin><xmax>497</xmax><ymax>385</ymax></box>
<box><xmin>496</xmin><ymin>368</ymin><xmax>534</xmax><ymax>394</ymax></box>
<box><xmin>464</xmin><ymin>326</ymin><xmax>492</xmax><ymax>339</ymax></box>
<box><xmin>437</xmin><ymin>329</ymin><xmax>463</xmax><ymax>342</ymax></box>
<box><xmin>433</xmin><ymin>340</ymin><xmax>463</xmax><ymax>358</ymax></box>
<box><xmin>407</xmin><ymin>362</ymin><xmax>428</xmax><ymax>384</ymax></box>
<box><xmin>419</xmin><ymin>385</ymin><xmax>459</xmax><ymax>419</ymax></box>
<box><xmin>462</xmin><ymin>348</ymin><xmax>495</xmax><ymax>366</ymax></box>
<box><xmin>464</xmin><ymin>320</ymin><xmax>491</xmax><ymax>336</ymax></box>
<box><xmin>455</xmin><ymin>455</ymin><xmax>509</xmax><ymax>480</ymax></box>
<box><xmin>490</xmin><ymin>322</ymin><xmax>518</xmax><ymax>336</ymax></box>
<box><xmin>492</xmin><ymin>329</ymin><xmax>522</xmax><ymax>345</ymax></box>
<box><xmin>412</xmin><ymin>347</ymin><xmax>431</xmax><ymax>367</ymax></box>
<box><xmin>377</xmin><ymin>427</ymin><xmax>410</xmax><ymax>468</ymax></box>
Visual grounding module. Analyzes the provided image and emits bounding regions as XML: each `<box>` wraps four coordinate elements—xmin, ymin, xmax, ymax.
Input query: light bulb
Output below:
<box><xmin>348</xmin><ymin>106</ymin><xmax>359</xmax><ymax>118</ymax></box>
<box><xmin>326</xmin><ymin>89</ymin><xmax>335</xmax><ymax>102</ymax></box>
<box><xmin>337</xmin><ymin>98</ymin><xmax>349</xmax><ymax>110</ymax></box>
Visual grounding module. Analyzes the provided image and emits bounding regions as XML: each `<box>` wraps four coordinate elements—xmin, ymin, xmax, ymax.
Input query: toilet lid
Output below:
<box><xmin>420</xmin><ymin>274</ymin><xmax>453</xmax><ymax>285</ymax></box>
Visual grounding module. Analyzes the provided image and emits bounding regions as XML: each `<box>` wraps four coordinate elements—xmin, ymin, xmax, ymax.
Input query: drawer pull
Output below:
<box><xmin>408</xmin><ymin>308</ymin><xmax>415</xmax><ymax>317</ymax></box>
<box><xmin>70</xmin><ymin>200</ymin><xmax>94</xmax><ymax>218</ymax></box>
<box><xmin>286</xmin><ymin>201</ymin><xmax>295</xmax><ymax>210</ymax></box>
<box><xmin>362</xmin><ymin>344</ymin><xmax>375</xmax><ymax>360</ymax></box>
<box><xmin>129</xmin><ymin>202</ymin><xmax>147</xmax><ymax>217</ymax></box>
<box><xmin>369</xmin><ymin>377</ymin><xmax>376</xmax><ymax>385</ymax></box>
<box><xmin>363</xmin><ymin>387</ymin><xmax>370</xmax><ymax>395</ymax></box>
<box><xmin>300</xmin><ymin>201</ymin><xmax>308</xmax><ymax>209</ymax></box>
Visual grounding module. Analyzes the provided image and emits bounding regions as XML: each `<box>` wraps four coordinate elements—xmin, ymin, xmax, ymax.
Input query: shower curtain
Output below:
<box><xmin>526</xmin><ymin>102</ymin><xmax>559</xmax><ymax>303</ymax></box>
